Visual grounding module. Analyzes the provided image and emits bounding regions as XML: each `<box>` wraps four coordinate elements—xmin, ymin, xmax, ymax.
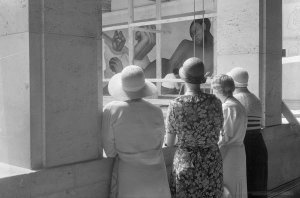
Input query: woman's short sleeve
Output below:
<box><xmin>102</xmin><ymin>104</ymin><xmax>117</xmax><ymax>157</ymax></box>
<box><xmin>166</xmin><ymin>101</ymin><xmax>178</xmax><ymax>134</ymax></box>
<box><xmin>219</xmin><ymin>104</ymin><xmax>235</xmax><ymax>147</ymax></box>
<box><xmin>212</xmin><ymin>97</ymin><xmax>224</xmax><ymax>129</ymax></box>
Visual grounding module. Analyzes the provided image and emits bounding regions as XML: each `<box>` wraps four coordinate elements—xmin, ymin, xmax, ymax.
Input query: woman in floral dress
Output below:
<box><xmin>166</xmin><ymin>57</ymin><xmax>224</xmax><ymax>198</ymax></box>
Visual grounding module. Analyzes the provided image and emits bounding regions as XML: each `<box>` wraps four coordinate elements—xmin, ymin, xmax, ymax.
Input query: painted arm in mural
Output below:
<box><xmin>168</xmin><ymin>39</ymin><xmax>192</xmax><ymax>72</ymax></box>
<box><xmin>145</xmin><ymin>18</ymin><xmax>214</xmax><ymax>77</ymax></box>
<box><xmin>102</xmin><ymin>26</ymin><xmax>156</xmax><ymax>60</ymax></box>
<box><xmin>102</xmin><ymin>31</ymin><xmax>126</xmax><ymax>55</ymax></box>
<box><xmin>134</xmin><ymin>26</ymin><xmax>156</xmax><ymax>60</ymax></box>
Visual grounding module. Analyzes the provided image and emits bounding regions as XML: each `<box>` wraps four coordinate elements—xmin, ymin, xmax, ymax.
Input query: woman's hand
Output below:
<box><xmin>112</xmin><ymin>30</ymin><xmax>126</xmax><ymax>52</ymax></box>
<box><xmin>166</xmin><ymin>133</ymin><xmax>176</xmax><ymax>147</ymax></box>
<box><xmin>134</xmin><ymin>25</ymin><xmax>156</xmax><ymax>60</ymax></box>
<box><xmin>109</xmin><ymin>57</ymin><xmax>123</xmax><ymax>73</ymax></box>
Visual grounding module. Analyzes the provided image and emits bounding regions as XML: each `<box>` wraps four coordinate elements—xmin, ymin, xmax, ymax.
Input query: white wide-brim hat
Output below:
<box><xmin>108</xmin><ymin>65</ymin><xmax>157</xmax><ymax>100</ymax></box>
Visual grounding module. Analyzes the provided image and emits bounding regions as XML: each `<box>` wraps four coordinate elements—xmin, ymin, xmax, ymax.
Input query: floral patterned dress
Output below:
<box><xmin>166</xmin><ymin>93</ymin><xmax>224</xmax><ymax>198</ymax></box>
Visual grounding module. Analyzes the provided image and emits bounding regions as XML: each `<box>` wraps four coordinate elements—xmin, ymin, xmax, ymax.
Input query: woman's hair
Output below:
<box><xmin>189</xmin><ymin>18</ymin><xmax>211</xmax><ymax>38</ymax></box>
<box><xmin>190</xmin><ymin>18</ymin><xmax>211</xmax><ymax>43</ymax></box>
<box><xmin>173</xmin><ymin>68</ymin><xmax>179</xmax><ymax>75</ymax></box>
<box><xmin>212</xmin><ymin>74</ymin><xmax>235</xmax><ymax>97</ymax></box>
<box><xmin>109</xmin><ymin>57</ymin><xmax>121</xmax><ymax>73</ymax></box>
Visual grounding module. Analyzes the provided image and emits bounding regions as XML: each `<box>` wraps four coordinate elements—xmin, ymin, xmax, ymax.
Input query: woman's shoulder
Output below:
<box><xmin>180</xmin><ymin>39</ymin><xmax>193</xmax><ymax>45</ymax></box>
<box><xmin>171</xmin><ymin>95</ymin><xmax>192</xmax><ymax>104</ymax></box>
<box><xmin>103</xmin><ymin>100</ymin><xmax>128</xmax><ymax>111</ymax></box>
<box><xmin>204</xmin><ymin>92</ymin><xmax>218</xmax><ymax>99</ymax></box>
<box><xmin>171</xmin><ymin>93</ymin><xmax>221</xmax><ymax>105</ymax></box>
<box><xmin>142</xmin><ymin>99</ymin><xmax>162</xmax><ymax>111</ymax></box>
<box><xmin>202</xmin><ymin>93</ymin><xmax>222</xmax><ymax>104</ymax></box>
<box><xmin>223</xmin><ymin>98</ymin><xmax>246</xmax><ymax>114</ymax></box>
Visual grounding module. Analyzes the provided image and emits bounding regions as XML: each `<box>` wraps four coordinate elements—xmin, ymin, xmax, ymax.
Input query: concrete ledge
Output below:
<box><xmin>268</xmin><ymin>177</ymin><xmax>300</xmax><ymax>198</ymax></box>
<box><xmin>0</xmin><ymin>149</ymin><xmax>175</xmax><ymax>198</ymax></box>
<box><xmin>262</xmin><ymin>124</ymin><xmax>300</xmax><ymax>189</ymax></box>
<box><xmin>0</xmin><ymin>159</ymin><xmax>113</xmax><ymax>198</ymax></box>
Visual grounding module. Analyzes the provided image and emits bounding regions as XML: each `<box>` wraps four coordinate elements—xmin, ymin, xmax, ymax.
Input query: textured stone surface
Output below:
<box><xmin>0</xmin><ymin>159</ymin><xmax>113</xmax><ymax>198</ymax></box>
<box><xmin>0</xmin><ymin>32</ymin><xmax>31</xmax><ymax>168</ymax></box>
<box><xmin>260</xmin><ymin>0</ymin><xmax>282</xmax><ymax>127</ymax></box>
<box><xmin>30</xmin><ymin>166</ymin><xmax>75</xmax><ymax>197</ymax></box>
<box><xmin>0</xmin><ymin>0</ymin><xmax>41</xmax><ymax>169</ymax></box>
<box><xmin>0</xmin><ymin>174</ymin><xmax>31</xmax><ymax>198</ymax></box>
<box><xmin>263</xmin><ymin>53</ymin><xmax>283</xmax><ymax>126</ymax></box>
<box><xmin>282</xmin><ymin>1</ymin><xmax>300</xmax><ymax>100</ymax></box>
<box><xmin>29</xmin><ymin>32</ymin><xmax>43</xmax><ymax>169</ymax></box>
<box><xmin>217</xmin><ymin>0</ymin><xmax>259</xmax><ymax>55</ymax></box>
<box><xmin>36</xmin><ymin>0</ymin><xmax>102</xmax><ymax>167</ymax></box>
<box><xmin>216</xmin><ymin>0</ymin><xmax>260</xmax><ymax>96</ymax></box>
<box><xmin>102</xmin><ymin>0</ymin><xmax>111</xmax><ymax>12</ymax></box>
<box><xmin>282</xmin><ymin>64</ymin><xmax>300</xmax><ymax>99</ymax></box>
<box><xmin>29</xmin><ymin>0</ymin><xmax>101</xmax><ymax>37</ymax></box>
<box><xmin>263</xmin><ymin>124</ymin><xmax>300</xmax><ymax>189</ymax></box>
<box><xmin>74</xmin><ymin>160</ymin><xmax>113</xmax><ymax>186</ymax></box>
<box><xmin>28</xmin><ymin>0</ymin><xmax>42</xmax><ymax>33</ymax></box>
<box><xmin>43</xmin><ymin>34</ymin><xmax>99</xmax><ymax>167</ymax></box>
<box><xmin>42</xmin><ymin>0</ymin><xmax>100</xmax><ymax>37</ymax></box>
<box><xmin>0</xmin><ymin>0</ymin><xmax>29</xmax><ymax>36</ymax></box>
<box><xmin>216</xmin><ymin>54</ymin><xmax>260</xmax><ymax>96</ymax></box>
<box><xmin>35</xmin><ymin>182</ymin><xmax>109</xmax><ymax>198</ymax></box>
<box><xmin>1</xmin><ymin>0</ymin><xmax>102</xmax><ymax>169</ymax></box>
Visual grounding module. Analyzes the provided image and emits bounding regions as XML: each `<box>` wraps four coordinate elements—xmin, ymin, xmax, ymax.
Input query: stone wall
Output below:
<box><xmin>0</xmin><ymin>0</ymin><xmax>32</xmax><ymax>168</ymax></box>
<box><xmin>102</xmin><ymin>0</ymin><xmax>111</xmax><ymax>12</ymax></box>
<box><xmin>282</xmin><ymin>1</ymin><xmax>300</xmax><ymax>101</ymax></box>
<box><xmin>0</xmin><ymin>0</ymin><xmax>102</xmax><ymax>169</ymax></box>
<box><xmin>0</xmin><ymin>159</ymin><xmax>113</xmax><ymax>198</ymax></box>
<box><xmin>216</xmin><ymin>0</ymin><xmax>260</xmax><ymax>96</ymax></box>
<box><xmin>263</xmin><ymin>124</ymin><xmax>300</xmax><ymax>189</ymax></box>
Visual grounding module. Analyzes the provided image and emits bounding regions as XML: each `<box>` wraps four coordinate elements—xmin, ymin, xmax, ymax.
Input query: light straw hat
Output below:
<box><xmin>179</xmin><ymin>57</ymin><xmax>206</xmax><ymax>84</ymax></box>
<box><xmin>227</xmin><ymin>67</ymin><xmax>249</xmax><ymax>88</ymax></box>
<box><xmin>108</xmin><ymin>65</ymin><xmax>157</xmax><ymax>100</ymax></box>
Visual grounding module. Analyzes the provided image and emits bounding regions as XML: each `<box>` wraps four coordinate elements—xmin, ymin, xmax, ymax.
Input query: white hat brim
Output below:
<box><xmin>179</xmin><ymin>67</ymin><xmax>186</xmax><ymax>80</ymax></box>
<box><xmin>108</xmin><ymin>73</ymin><xmax>157</xmax><ymax>100</ymax></box>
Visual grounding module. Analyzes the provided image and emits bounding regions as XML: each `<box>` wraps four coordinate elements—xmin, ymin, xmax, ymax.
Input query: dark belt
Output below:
<box><xmin>246</xmin><ymin>128</ymin><xmax>261</xmax><ymax>134</ymax></box>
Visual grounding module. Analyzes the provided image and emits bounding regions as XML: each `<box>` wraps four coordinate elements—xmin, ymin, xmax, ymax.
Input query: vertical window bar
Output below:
<box><xmin>128</xmin><ymin>0</ymin><xmax>134</xmax><ymax>65</ymax></box>
<box><xmin>156</xmin><ymin>0</ymin><xmax>162</xmax><ymax>95</ymax></box>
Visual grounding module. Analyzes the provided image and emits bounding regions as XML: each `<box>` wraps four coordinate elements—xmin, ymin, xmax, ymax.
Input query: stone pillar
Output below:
<box><xmin>0</xmin><ymin>0</ymin><xmax>102</xmax><ymax>169</ymax></box>
<box><xmin>216</xmin><ymin>0</ymin><xmax>260</xmax><ymax>96</ymax></box>
<box><xmin>0</xmin><ymin>0</ymin><xmax>32</xmax><ymax>168</ymax></box>
<box><xmin>259</xmin><ymin>0</ymin><xmax>282</xmax><ymax>127</ymax></box>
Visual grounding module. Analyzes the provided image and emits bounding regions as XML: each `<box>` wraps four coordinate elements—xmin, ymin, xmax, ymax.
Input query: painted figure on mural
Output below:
<box><xmin>168</xmin><ymin>18</ymin><xmax>214</xmax><ymax>76</ymax></box>
<box><xmin>102</xmin><ymin>18</ymin><xmax>214</xmax><ymax>81</ymax></box>
<box><xmin>144</xmin><ymin>18</ymin><xmax>214</xmax><ymax>78</ymax></box>
<box><xmin>102</xmin><ymin>26</ymin><xmax>156</xmax><ymax>94</ymax></box>
<box><xmin>102</xmin><ymin>26</ymin><xmax>155</xmax><ymax>79</ymax></box>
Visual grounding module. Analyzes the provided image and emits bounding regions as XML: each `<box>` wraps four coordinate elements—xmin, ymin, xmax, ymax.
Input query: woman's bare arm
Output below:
<box><xmin>168</xmin><ymin>40</ymin><xmax>192</xmax><ymax>70</ymax></box>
